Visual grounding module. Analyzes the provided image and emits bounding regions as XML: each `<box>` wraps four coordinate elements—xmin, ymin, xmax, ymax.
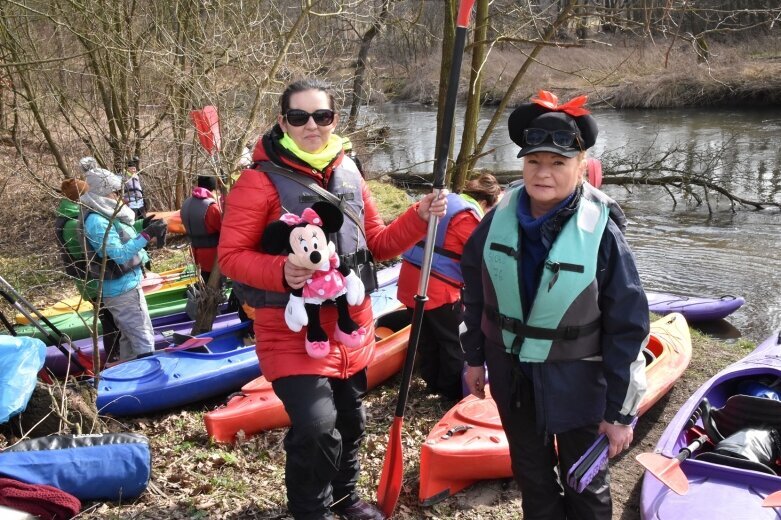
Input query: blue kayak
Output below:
<box><xmin>95</xmin><ymin>321</ymin><xmax>258</xmax><ymax>416</ymax></box>
<box><xmin>95</xmin><ymin>280</ymin><xmax>402</xmax><ymax>417</ymax></box>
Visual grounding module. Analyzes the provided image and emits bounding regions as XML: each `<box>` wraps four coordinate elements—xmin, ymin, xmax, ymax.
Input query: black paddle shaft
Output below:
<box><xmin>393</xmin><ymin>19</ymin><xmax>471</xmax><ymax>419</ymax></box>
<box><xmin>0</xmin><ymin>277</ymin><xmax>87</xmax><ymax>373</ymax></box>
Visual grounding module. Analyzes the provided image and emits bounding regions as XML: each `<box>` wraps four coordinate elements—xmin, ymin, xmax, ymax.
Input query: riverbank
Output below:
<box><xmin>381</xmin><ymin>34</ymin><xmax>781</xmax><ymax>108</ymax></box>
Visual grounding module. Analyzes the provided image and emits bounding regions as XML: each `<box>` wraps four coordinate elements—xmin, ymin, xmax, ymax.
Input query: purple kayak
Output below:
<box><xmin>44</xmin><ymin>311</ymin><xmax>243</xmax><ymax>378</ymax></box>
<box><xmin>640</xmin><ymin>330</ymin><xmax>781</xmax><ymax>519</ymax></box>
<box><xmin>646</xmin><ymin>292</ymin><xmax>745</xmax><ymax>322</ymax></box>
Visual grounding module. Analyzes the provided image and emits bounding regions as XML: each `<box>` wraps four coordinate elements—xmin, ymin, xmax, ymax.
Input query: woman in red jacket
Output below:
<box><xmin>396</xmin><ymin>173</ymin><xmax>502</xmax><ymax>400</ymax></box>
<box><xmin>218</xmin><ymin>78</ymin><xmax>446</xmax><ymax>520</ymax></box>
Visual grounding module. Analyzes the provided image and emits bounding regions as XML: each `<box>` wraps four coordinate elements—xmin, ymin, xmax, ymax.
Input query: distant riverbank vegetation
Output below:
<box><xmin>0</xmin><ymin>1</ymin><xmax>778</xmax><ymax>208</ymax></box>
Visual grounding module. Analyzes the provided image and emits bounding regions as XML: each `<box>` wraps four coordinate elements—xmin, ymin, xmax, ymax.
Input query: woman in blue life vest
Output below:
<box><xmin>460</xmin><ymin>91</ymin><xmax>649</xmax><ymax>520</ymax></box>
<box><xmin>396</xmin><ymin>173</ymin><xmax>501</xmax><ymax>400</ymax></box>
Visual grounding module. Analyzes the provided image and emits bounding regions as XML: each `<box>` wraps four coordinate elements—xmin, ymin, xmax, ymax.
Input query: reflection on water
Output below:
<box><xmin>365</xmin><ymin>104</ymin><xmax>781</xmax><ymax>342</ymax></box>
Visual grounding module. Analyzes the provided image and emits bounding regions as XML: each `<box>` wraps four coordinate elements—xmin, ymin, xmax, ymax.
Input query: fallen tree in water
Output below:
<box><xmin>386</xmin><ymin>140</ymin><xmax>781</xmax><ymax>213</ymax></box>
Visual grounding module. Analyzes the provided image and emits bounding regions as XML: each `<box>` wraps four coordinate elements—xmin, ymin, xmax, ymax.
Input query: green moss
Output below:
<box><xmin>367</xmin><ymin>179</ymin><xmax>412</xmax><ymax>223</ymax></box>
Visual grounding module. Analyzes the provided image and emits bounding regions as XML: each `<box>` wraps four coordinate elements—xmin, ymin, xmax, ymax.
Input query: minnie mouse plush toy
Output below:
<box><xmin>262</xmin><ymin>201</ymin><xmax>367</xmax><ymax>359</ymax></box>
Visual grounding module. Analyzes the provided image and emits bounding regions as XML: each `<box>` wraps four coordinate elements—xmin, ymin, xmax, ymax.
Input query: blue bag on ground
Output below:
<box><xmin>0</xmin><ymin>335</ymin><xmax>46</xmax><ymax>424</ymax></box>
<box><xmin>0</xmin><ymin>433</ymin><xmax>151</xmax><ymax>501</ymax></box>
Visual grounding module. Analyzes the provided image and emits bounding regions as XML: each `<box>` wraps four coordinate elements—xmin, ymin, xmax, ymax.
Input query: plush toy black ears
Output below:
<box><xmin>261</xmin><ymin>201</ymin><xmax>345</xmax><ymax>255</ymax></box>
<box><xmin>262</xmin><ymin>220</ymin><xmax>293</xmax><ymax>255</ymax></box>
<box><xmin>310</xmin><ymin>201</ymin><xmax>344</xmax><ymax>234</ymax></box>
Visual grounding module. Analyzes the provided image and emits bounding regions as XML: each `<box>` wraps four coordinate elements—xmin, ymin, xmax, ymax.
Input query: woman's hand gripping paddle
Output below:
<box><xmin>376</xmin><ymin>1</ymin><xmax>475</xmax><ymax>517</ymax></box>
<box><xmin>636</xmin><ymin>435</ymin><xmax>708</xmax><ymax>495</ymax></box>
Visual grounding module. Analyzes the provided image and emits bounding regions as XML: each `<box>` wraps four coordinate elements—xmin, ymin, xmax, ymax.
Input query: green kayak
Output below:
<box><xmin>10</xmin><ymin>284</ymin><xmax>193</xmax><ymax>342</ymax></box>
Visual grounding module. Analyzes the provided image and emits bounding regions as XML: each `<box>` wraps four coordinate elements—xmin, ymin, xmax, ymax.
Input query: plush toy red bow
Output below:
<box><xmin>531</xmin><ymin>90</ymin><xmax>591</xmax><ymax>117</ymax></box>
<box><xmin>279</xmin><ymin>207</ymin><xmax>322</xmax><ymax>227</ymax></box>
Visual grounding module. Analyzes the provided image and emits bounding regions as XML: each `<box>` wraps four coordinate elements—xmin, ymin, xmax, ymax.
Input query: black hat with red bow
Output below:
<box><xmin>508</xmin><ymin>91</ymin><xmax>598</xmax><ymax>158</ymax></box>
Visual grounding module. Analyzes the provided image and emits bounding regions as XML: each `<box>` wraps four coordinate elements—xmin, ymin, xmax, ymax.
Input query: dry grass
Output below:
<box><xmin>389</xmin><ymin>34</ymin><xmax>781</xmax><ymax>108</ymax></box>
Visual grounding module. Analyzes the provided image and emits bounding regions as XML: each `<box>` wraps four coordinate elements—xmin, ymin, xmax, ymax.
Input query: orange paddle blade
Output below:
<box><xmin>377</xmin><ymin>418</ymin><xmax>404</xmax><ymax>518</ymax></box>
<box><xmin>636</xmin><ymin>452</ymin><xmax>689</xmax><ymax>495</ymax></box>
<box><xmin>763</xmin><ymin>490</ymin><xmax>781</xmax><ymax>507</ymax></box>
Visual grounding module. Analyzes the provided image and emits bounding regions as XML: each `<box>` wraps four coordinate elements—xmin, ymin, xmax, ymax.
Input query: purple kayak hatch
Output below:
<box><xmin>646</xmin><ymin>292</ymin><xmax>745</xmax><ymax>322</ymax></box>
<box><xmin>640</xmin><ymin>330</ymin><xmax>781</xmax><ymax>519</ymax></box>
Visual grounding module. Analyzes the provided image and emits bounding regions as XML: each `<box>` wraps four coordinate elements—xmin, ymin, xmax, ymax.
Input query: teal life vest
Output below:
<box><xmin>482</xmin><ymin>186</ymin><xmax>609</xmax><ymax>362</ymax></box>
<box><xmin>402</xmin><ymin>193</ymin><xmax>480</xmax><ymax>287</ymax></box>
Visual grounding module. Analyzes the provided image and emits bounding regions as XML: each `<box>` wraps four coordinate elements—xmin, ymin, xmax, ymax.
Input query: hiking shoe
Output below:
<box><xmin>332</xmin><ymin>499</ymin><xmax>386</xmax><ymax>520</ymax></box>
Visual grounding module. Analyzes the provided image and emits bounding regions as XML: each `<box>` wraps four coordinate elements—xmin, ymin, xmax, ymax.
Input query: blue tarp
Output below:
<box><xmin>0</xmin><ymin>335</ymin><xmax>46</xmax><ymax>424</ymax></box>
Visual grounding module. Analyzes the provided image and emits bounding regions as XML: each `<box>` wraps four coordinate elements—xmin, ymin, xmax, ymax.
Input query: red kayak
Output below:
<box><xmin>418</xmin><ymin>313</ymin><xmax>693</xmax><ymax>505</ymax></box>
<box><xmin>204</xmin><ymin>309</ymin><xmax>410</xmax><ymax>443</ymax></box>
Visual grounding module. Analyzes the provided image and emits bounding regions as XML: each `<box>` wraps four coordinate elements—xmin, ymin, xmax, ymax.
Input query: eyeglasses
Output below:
<box><xmin>284</xmin><ymin>109</ymin><xmax>335</xmax><ymax>127</ymax></box>
<box><xmin>523</xmin><ymin>128</ymin><xmax>580</xmax><ymax>148</ymax></box>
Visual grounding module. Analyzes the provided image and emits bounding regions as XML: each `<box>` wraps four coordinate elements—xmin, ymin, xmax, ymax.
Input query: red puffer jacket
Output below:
<box><xmin>219</xmin><ymin>131</ymin><xmax>429</xmax><ymax>382</ymax></box>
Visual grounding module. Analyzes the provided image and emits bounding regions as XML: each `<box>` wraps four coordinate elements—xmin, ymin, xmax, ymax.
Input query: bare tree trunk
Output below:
<box><xmin>191</xmin><ymin>258</ymin><xmax>223</xmax><ymax>336</ymax></box>
<box><xmin>452</xmin><ymin>0</ymin><xmax>489</xmax><ymax>192</ymax></box>
<box><xmin>435</xmin><ymin>0</ymin><xmax>458</xmax><ymax>180</ymax></box>
<box><xmin>467</xmin><ymin>0</ymin><xmax>578</xmax><ymax>179</ymax></box>
<box><xmin>346</xmin><ymin>0</ymin><xmax>393</xmax><ymax>132</ymax></box>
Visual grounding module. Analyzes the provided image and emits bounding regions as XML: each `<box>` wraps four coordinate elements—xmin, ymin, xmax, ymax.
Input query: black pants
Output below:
<box><xmin>272</xmin><ymin>370</ymin><xmax>368</xmax><ymax>520</ymax></box>
<box><xmin>408</xmin><ymin>301</ymin><xmax>465</xmax><ymax>400</ymax></box>
<box><xmin>485</xmin><ymin>346</ymin><xmax>612</xmax><ymax>520</ymax></box>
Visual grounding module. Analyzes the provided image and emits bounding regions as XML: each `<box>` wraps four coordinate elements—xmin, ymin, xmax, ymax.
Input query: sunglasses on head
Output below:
<box><xmin>284</xmin><ymin>109</ymin><xmax>335</xmax><ymax>127</ymax></box>
<box><xmin>523</xmin><ymin>128</ymin><xmax>580</xmax><ymax>148</ymax></box>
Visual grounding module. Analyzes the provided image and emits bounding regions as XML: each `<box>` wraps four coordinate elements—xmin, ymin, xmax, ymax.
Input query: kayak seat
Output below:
<box><xmin>690</xmin><ymin>394</ymin><xmax>781</xmax><ymax>445</ymax></box>
<box><xmin>696</xmin><ymin>426</ymin><xmax>781</xmax><ymax>476</ymax></box>
<box><xmin>711</xmin><ymin>394</ymin><xmax>781</xmax><ymax>439</ymax></box>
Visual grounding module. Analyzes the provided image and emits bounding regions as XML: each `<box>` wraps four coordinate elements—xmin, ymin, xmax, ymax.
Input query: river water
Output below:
<box><xmin>363</xmin><ymin>104</ymin><xmax>781</xmax><ymax>342</ymax></box>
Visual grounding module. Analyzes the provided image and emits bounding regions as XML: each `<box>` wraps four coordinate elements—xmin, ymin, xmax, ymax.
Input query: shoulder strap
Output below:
<box><xmin>256</xmin><ymin>161</ymin><xmax>365</xmax><ymax>236</ymax></box>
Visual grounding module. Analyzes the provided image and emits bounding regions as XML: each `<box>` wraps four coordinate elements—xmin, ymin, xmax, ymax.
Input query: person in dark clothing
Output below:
<box><xmin>124</xmin><ymin>155</ymin><xmax>146</xmax><ymax>220</ymax></box>
<box><xmin>396</xmin><ymin>173</ymin><xmax>502</xmax><ymax>401</ymax></box>
<box><xmin>181</xmin><ymin>175</ymin><xmax>251</xmax><ymax>329</ymax></box>
<box><xmin>460</xmin><ymin>90</ymin><xmax>649</xmax><ymax>520</ymax></box>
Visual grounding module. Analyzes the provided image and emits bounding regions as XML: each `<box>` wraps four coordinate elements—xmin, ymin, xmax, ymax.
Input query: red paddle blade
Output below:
<box><xmin>164</xmin><ymin>336</ymin><xmax>213</xmax><ymax>352</ymax></box>
<box><xmin>377</xmin><ymin>417</ymin><xmax>404</xmax><ymax>518</ymax></box>
<box><xmin>636</xmin><ymin>452</ymin><xmax>689</xmax><ymax>495</ymax></box>
<box><xmin>189</xmin><ymin>105</ymin><xmax>221</xmax><ymax>156</ymax></box>
<box><xmin>763</xmin><ymin>490</ymin><xmax>781</xmax><ymax>507</ymax></box>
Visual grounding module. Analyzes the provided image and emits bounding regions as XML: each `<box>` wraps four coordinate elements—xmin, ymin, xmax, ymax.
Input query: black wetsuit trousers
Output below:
<box><xmin>271</xmin><ymin>369</ymin><xmax>368</xmax><ymax>520</ymax></box>
<box><xmin>408</xmin><ymin>301</ymin><xmax>465</xmax><ymax>400</ymax></box>
<box><xmin>485</xmin><ymin>346</ymin><xmax>612</xmax><ymax>520</ymax></box>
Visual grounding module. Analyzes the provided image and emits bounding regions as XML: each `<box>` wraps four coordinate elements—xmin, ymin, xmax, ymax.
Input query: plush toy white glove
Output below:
<box><xmin>285</xmin><ymin>294</ymin><xmax>308</xmax><ymax>332</ymax></box>
<box><xmin>344</xmin><ymin>270</ymin><xmax>366</xmax><ymax>306</ymax></box>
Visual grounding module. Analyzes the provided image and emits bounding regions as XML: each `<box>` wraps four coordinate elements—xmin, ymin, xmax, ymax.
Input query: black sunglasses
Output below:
<box><xmin>524</xmin><ymin>128</ymin><xmax>580</xmax><ymax>148</ymax></box>
<box><xmin>284</xmin><ymin>109</ymin><xmax>335</xmax><ymax>127</ymax></box>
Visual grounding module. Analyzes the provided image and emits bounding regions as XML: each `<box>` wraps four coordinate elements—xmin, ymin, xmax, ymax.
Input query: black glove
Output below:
<box><xmin>142</xmin><ymin>218</ymin><xmax>167</xmax><ymax>249</ymax></box>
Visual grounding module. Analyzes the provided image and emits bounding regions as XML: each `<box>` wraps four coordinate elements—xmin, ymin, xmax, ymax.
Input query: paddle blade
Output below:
<box><xmin>636</xmin><ymin>452</ymin><xmax>689</xmax><ymax>495</ymax></box>
<box><xmin>190</xmin><ymin>105</ymin><xmax>221</xmax><ymax>156</ymax></box>
<box><xmin>377</xmin><ymin>417</ymin><xmax>404</xmax><ymax>518</ymax></box>
<box><xmin>762</xmin><ymin>490</ymin><xmax>781</xmax><ymax>507</ymax></box>
<box><xmin>164</xmin><ymin>336</ymin><xmax>213</xmax><ymax>352</ymax></box>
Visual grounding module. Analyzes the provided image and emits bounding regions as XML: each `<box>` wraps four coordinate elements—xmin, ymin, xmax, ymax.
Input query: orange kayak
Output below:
<box><xmin>147</xmin><ymin>210</ymin><xmax>185</xmax><ymax>234</ymax></box>
<box><xmin>418</xmin><ymin>313</ymin><xmax>692</xmax><ymax>505</ymax></box>
<box><xmin>204</xmin><ymin>309</ymin><xmax>410</xmax><ymax>443</ymax></box>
